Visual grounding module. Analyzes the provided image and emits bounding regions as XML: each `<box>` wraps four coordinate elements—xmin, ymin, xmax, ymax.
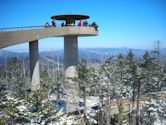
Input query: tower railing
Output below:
<box><xmin>0</xmin><ymin>25</ymin><xmax>98</xmax><ymax>32</ymax></box>
<box><xmin>0</xmin><ymin>25</ymin><xmax>45</xmax><ymax>32</ymax></box>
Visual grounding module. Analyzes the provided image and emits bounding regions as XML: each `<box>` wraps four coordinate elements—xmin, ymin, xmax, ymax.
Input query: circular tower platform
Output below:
<box><xmin>51</xmin><ymin>14</ymin><xmax>89</xmax><ymax>26</ymax></box>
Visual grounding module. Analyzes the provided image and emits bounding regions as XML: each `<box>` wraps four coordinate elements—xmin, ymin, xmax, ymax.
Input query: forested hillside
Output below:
<box><xmin>0</xmin><ymin>44</ymin><xmax>166</xmax><ymax>125</ymax></box>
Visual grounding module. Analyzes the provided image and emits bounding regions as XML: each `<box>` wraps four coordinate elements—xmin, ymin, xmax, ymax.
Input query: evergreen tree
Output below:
<box><xmin>77</xmin><ymin>59</ymin><xmax>90</xmax><ymax>122</ymax></box>
<box><xmin>126</xmin><ymin>50</ymin><xmax>137</xmax><ymax>109</ymax></box>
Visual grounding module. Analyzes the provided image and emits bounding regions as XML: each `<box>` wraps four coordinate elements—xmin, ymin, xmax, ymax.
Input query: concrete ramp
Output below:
<box><xmin>0</xmin><ymin>26</ymin><xmax>97</xmax><ymax>48</ymax></box>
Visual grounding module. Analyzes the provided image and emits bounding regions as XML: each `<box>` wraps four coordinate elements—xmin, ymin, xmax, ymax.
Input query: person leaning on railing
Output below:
<box><xmin>44</xmin><ymin>22</ymin><xmax>50</xmax><ymax>28</ymax></box>
<box><xmin>52</xmin><ymin>20</ymin><xmax>56</xmax><ymax>27</ymax></box>
<box><xmin>83</xmin><ymin>20</ymin><xmax>88</xmax><ymax>26</ymax></box>
<box><xmin>77</xmin><ymin>20</ymin><xmax>82</xmax><ymax>26</ymax></box>
<box><xmin>61</xmin><ymin>22</ymin><xmax>65</xmax><ymax>27</ymax></box>
<box><xmin>90</xmin><ymin>22</ymin><xmax>98</xmax><ymax>31</ymax></box>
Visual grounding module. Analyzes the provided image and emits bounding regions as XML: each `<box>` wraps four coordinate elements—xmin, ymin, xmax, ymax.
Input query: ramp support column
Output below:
<box><xmin>64</xmin><ymin>36</ymin><xmax>79</xmax><ymax>112</ymax></box>
<box><xmin>64</xmin><ymin>36</ymin><xmax>78</xmax><ymax>78</ymax></box>
<box><xmin>29</xmin><ymin>40</ymin><xmax>40</xmax><ymax>91</ymax></box>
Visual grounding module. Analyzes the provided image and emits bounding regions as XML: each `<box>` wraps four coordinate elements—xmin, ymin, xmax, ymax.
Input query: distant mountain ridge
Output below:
<box><xmin>0</xmin><ymin>48</ymin><xmax>165</xmax><ymax>61</ymax></box>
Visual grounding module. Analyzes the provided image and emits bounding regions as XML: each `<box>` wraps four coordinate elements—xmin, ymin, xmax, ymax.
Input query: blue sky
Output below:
<box><xmin>0</xmin><ymin>0</ymin><xmax>166</xmax><ymax>51</ymax></box>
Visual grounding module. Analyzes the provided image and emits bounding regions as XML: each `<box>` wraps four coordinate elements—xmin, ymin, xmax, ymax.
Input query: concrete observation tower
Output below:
<box><xmin>0</xmin><ymin>14</ymin><xmax>98</xmax><ymax>91</ymax></box>
<box><xmin>51</xmin><ymin>14</ymin><xmax>98</xmax><ymax>111</ymax></box>
<box><xmin>51</xmin><ymin>14</ymin><xmax>96</xmax><ymax>78</ymax></box>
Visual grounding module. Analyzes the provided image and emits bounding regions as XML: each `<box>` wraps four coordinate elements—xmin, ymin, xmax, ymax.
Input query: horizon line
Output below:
<box><xmin>0</xmin><ymin>47</ymin><xmax>158</xmax><ymax>53</ymax></box>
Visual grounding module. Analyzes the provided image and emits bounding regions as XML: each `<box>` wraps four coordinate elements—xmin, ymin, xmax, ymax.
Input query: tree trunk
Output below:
<box><xmin>83</xmin><ymin>85</ymin><xmax>87</xmax><ymax>122</ymax></box>
<box><xmin>22</xmin><ymin>59</ymin><xmax>26</xmax><ymax>77</ymax></box>
<box><xmin>136</xmin><ymin>81</ymin><xmax>141</xmax><ymax>125</ymax></box>
<box><xmin>132</xmin><ymin>87</ymin><xmax>135</xmax><ymax>110</ymax></box>
<box><xmin>106</xmin><ymin>95</ymin><xmax>111</xmax><ymax>125</ymax></box>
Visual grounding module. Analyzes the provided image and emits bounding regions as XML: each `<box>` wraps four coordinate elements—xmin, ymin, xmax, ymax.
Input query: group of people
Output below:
<box><xmin>45</xmin><ymin>20</ymin><xmax>56</xmax><ymax>27</ymax></box>
<box><xmin>77</xmin><ymin>20</ymin><xmax>88</xmax><ymax>26</ymax></box>
<box><xmin>78</xmin><ymin>20</ymin><xmax>98</xmax><ymax>30</ymax></box>
<box><xmin>45</xmin><ymin>19</ymin><xmax>98</xmax><ymax>31</ymax></box>
<box><xmin>45</xmin><ymin>20</ymin><xmax>66</xmax><ymax>27</ymax></box>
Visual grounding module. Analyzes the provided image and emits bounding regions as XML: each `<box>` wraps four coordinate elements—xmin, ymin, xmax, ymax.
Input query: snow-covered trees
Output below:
<box><xmin>1</xmin><ymin>47</ymin><xmax>166</xmax><ymax>125</ymax></box>
<box><xmin>141</xmin><ymin>93</ymin><xmax>166</xmax><ymax>125</ymax></box>
<box><xmin>0</xmin><ymin>88</ymin><xmax>55</xmax><ymax>124</ymax></box>
<box><xmin>0</xmin><ymin>88</ymin><xmax>83</xmax><ymax>125</ymax></box>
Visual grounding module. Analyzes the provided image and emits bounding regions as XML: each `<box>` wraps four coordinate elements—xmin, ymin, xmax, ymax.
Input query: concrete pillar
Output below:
<box><xmin>64</xmin><ymin>36</ymin><xmax>79</xmax><ymax>112</ymax></box>
<box><xmin>29</xmin><ymin>40</ymin><xmax>40</xmax><ymax>91</ymax></box>
<box><xmin>64</xmin><ymin>36</ymin><xmax>78</xmax><ymax>78</ymax></box>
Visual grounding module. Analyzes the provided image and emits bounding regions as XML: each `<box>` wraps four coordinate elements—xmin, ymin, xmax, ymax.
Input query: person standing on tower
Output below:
<box><xmin>83</xmin><ymin>20</ymin><xmax>88</xmax><ymax>26</ymax></box>
<box><xmin>61</xmin><ymin>22</ymin><xmax>65</xmax><ymax>27</ymax></box>
<box><xmin>77</xmin><ymin>20</ymin><xmax>82</xmax><ymax>26</ymax></box>
<box><xmin>45</xmin><ymin>22</ymin><xmax>49</xmax><ymax>27</ymax></box>
<box><xmin>52</xmin><ymin>19</ymin><xmax>56</xmax><ymax>27</ymax></box>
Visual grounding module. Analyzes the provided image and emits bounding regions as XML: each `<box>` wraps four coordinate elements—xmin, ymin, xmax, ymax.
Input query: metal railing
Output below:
<box><xmin>0</xmin><ymin>25</ymin><xmax>45</xmax><ymax>32</ymax></box>
<box><xmin>0</xmin><ymin>25</ymin><xmax>98</xmax><ymax>32</ymax></box>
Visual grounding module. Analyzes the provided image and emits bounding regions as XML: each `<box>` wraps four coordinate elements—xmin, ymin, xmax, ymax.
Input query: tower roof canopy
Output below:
<box><xmin>51</xmin><ymin>14</ymin><xmax>90</xmax><ymax>21</ymax></box>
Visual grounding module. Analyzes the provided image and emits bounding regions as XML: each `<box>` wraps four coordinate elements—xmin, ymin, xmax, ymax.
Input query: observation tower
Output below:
<box><xmin>51</xmin><ymin>14</ymin><xmax>98</xmax><ymax>78</ymax></box>
<box><xmin>0</xmin><ymin>14</ymin><xmax>98</xmax><ymax>92</ymax></box>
